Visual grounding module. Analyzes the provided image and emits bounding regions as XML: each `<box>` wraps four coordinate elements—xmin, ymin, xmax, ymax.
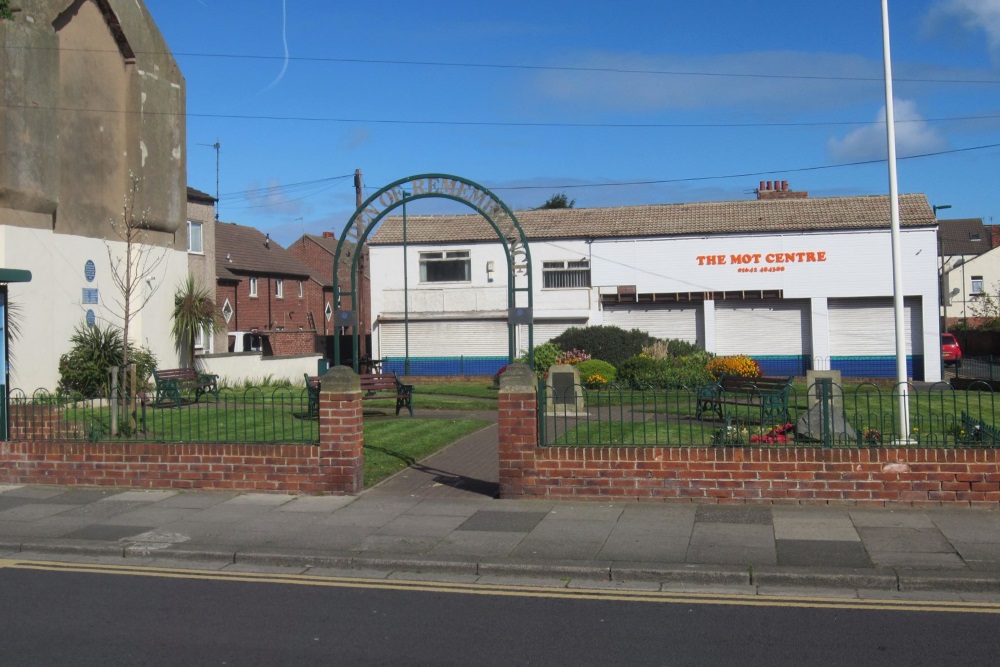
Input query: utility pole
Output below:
<box><xmin>353</xmin><ymin>169</ymin><xmax>367</xmax><ymax>361</ymax></box>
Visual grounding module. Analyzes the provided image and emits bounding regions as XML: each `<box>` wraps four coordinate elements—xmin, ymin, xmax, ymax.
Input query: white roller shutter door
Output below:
<box><xmin>714</xmin><ymin>300</ymin><xmax>811</xmax><ymax>356</ymax></box>
<box><xmin>829</xmin><ymin>297</ymin><xmax>923</xmax><ymax>355</ymax></box>
<box><xmin>602</xmin><ymin>305</ymin><xmax>702</xmax><ymax>345</ymax></box>
<box><xmin>379</xmin><ymin>320</ymin><xmax>508</xmax><ymax>357</ymax></box>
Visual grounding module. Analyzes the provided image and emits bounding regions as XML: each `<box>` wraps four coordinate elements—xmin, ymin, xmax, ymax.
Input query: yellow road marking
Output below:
<box><xmin>1</xmin><ymin>558</ymin><xmax>999</xmax><ymax>614</ymax></box>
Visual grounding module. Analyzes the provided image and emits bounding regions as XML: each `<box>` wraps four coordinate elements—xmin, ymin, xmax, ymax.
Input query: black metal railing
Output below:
<box><xmin>8</xmin><ymin>386</ymin><xmax>319</xmax><ymax>444</ymax></box>
<box><xmin>538</xmin><ymin>380</ymin><xmax>1000</xmax><ymax>448</ymax></box>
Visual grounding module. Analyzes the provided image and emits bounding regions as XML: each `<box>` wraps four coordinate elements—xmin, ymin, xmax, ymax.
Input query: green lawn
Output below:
<box><xmin>363</xmin><ymin>418</ymin><xmax>492</xmax><ymax>486</ymax></box>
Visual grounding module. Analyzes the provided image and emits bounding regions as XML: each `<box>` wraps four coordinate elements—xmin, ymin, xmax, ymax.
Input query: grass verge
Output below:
<box><xmin>363</xmin><ymin>418</ymin><xmax>492</xmax><ymax>486</ymax></box>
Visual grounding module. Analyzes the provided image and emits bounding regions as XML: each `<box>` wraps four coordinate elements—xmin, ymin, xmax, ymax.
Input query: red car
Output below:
<box><xmin>942</xmin><ymin>333</ymin><xmax>962</xmax><ymax>367</ymax></box>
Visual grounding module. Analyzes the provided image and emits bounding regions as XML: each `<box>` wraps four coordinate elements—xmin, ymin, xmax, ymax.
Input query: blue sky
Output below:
<box><xmin>143</xmin><ymin>0</ymin><xmax>1000</xmax><ymax>246</ymax></box>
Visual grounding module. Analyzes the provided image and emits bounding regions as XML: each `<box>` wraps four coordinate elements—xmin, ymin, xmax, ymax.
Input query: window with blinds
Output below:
<box><xmin>543</xmin><ymin>260</ymin><xmax>590</xmax><ymax>289</ymax></box>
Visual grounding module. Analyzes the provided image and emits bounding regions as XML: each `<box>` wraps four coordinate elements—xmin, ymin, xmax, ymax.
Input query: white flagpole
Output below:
<box><xmin>881</xmin><ymin>0</ymin><xmax>911</xmax><ymax>442</ymax></box>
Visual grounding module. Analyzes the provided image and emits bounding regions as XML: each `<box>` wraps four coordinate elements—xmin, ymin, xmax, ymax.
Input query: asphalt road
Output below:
<box><xmin>2</xmin><ymin>562</ymin><xmax>999</xmax><ymax>666</ymax></box>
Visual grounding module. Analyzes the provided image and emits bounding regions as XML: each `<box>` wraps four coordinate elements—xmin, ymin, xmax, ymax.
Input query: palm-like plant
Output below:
<box><xmin>171</xmin><ymin>274</ymin><xmax>221</xmax><ymax>368</ymax></box>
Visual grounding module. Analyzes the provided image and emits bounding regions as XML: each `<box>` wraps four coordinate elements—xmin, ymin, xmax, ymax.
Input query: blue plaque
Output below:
<box><xmin>86</xmin><ymin>310</ymin><xmax>96</xmax><ymax>327</ymax></box>
<box><xmin>84</xmin><ymin>259</ymin><xmax>96</xmax><ymax>282</ymax></box>
<box><xmin>82</xmin><ymin>288</ymin><xmax>99</xmax><ymax>304</ymax></box>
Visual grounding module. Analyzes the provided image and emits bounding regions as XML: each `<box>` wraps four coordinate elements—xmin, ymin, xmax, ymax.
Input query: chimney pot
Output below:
<box><xmin>322</xmin><ymin>231</ymin><xmax>334</xmax><ymax>238</ymax></box>
<box><xmin>782</xmin><ymin>180</ymin><xmax>789</xmax><ymax>191</ymax></box>
<box><xmin>759</xmin><ymin>181</ymin><xmax>766</xmax><ymax>192</ymax></box>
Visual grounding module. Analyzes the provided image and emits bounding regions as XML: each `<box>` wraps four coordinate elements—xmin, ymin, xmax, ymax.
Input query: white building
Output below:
<box><xmin>938</xmin><ymin>218</ymin><xmax>1000</xmax><ymax>327</ymax></box>
<box><xmin>367</xmin><ymin>188</ymin><xmax>942</xmax><ymax>381</ymax></box>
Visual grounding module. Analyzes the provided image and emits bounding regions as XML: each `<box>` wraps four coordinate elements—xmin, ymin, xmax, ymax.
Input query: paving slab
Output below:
<box><xmin>0</xmin><ymin>504</ymin><xmax>80</xmax><ymax>522</ymax></box>
<box><xmin>696</xmin><ymin>505</ymin><xmax>773</xmax><ymax>525</ymax></box>
<box><xmin>455</xmin><ymin>510</ymin><xmax>547</xmax><ymax>533</ymax></box>
<box><xmin>100</xmin><ymin>491</ymin><xmax>178</xmax><ymax>503</ymax></box>
<box><xmin>685</xmin><ymin>545</ymin><xmax>776</xmax><ymax>566</ymax></box>
<box><xmin>849</xmin><ymin>509</ymin><xmax>936</xmax><ymax>528</ymax></box>
<box><xmin>374</xmin><ymin>514</ymin><xmax>471</xmax><ymax>539</ymax></box>
<box><xmin>689</xmin><ymin>523</ymin><xmax>775</xmax><ymax>549</ymax></box>
<box><xmin>773</xmin><ymin>515</ymin><xmax>860</xmax><ymax>542</ymax></box>
<box><xmin>855</xmin><ymin>527</ymin><xmax>956</xmax><ymax>553</ymax></box>
<box><xmin>151</xmin><ymin>493</ymin><xmax>239</xmax><ymax>509</ymax></box>
<box><xmin>775</xmin><ymin>539</ymin><xmax>872</xmax><ymax>568</ymax></box>
<box><xmin>426</xmin><ymin>530</ymin><xmax>526</xmax><ymax>558</ymax></box>
<box><xmin>274</xmin><ymin>496</ymin><xmax>357</xmax><ymax>513</ymax></box>
<box><xmin>0</xmin><ymin>487</ymin><xmax>65</xmax><ymax>500</ymax></box>
<box><xmin>356</xmin><ymin>535</ymin><xmax>443</xmax><ymax>554</ymax></box>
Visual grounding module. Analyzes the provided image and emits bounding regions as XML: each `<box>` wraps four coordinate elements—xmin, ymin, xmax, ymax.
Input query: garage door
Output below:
<box><xmin>602</xmin><ymin>305</ymin><xmax>702</xmax><ymax>345</ymax></box>
<box><xmin>829</xmin><ymin>297</ymin><xmax>922</xmax><ymax>355</ymax></box>
<box><xmin>715</xmin><ymin>300</ymin><xmax>811</xmax><ymax>356</ymax></box>
<box><xmin>378</xmin><ymin>320</ymin><xmax>509</xmax><ymax>357</ymax></box>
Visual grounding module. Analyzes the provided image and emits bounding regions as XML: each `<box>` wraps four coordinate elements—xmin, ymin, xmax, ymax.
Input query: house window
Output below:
<box><xmin>187</xmin><ymin>220</ymin><xmax>203</xmax><ymax>254</ymax></box>
<box><xmin>275</xmin><ymin>279</ymin><xmax>284</xmax><ymax>299</ymax></box>
<box><xmin>193</xmin><ymin>325</ymin><xmax>212</xmax><ymax>353</ymax></box>
<box><xmin>249</xmin><ymin>277</ymin><xmax>258</xmax><ymax>297</ymax></box>
<box><xmin>972</xmin><ymin>276</ymin><xmax>984</xmax><ymax>296</ymax></box>
<box><xmin>420</xmin><ymin>250</ymin><xmax>471</xmax><ymax>283</ymax></box>
<box><xmin>543</xmin><ymin>260</ymin><xmax>591</xmax><ymax>289</ymax></box>
<box><xmin>222</xmin><ymin>298</ymin><xmax>233</xmax><ymax>324</ymax></box>
<box><xmin>298</xmin><ymin>280</ymin><xmax>304</xmax><ymax>298</ymax></box>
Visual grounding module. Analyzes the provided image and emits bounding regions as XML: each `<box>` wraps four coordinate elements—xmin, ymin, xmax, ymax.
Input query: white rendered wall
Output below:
<box><xmin>0</xmin><ymin>226</ymin><xmax>186</xmax><ymax>390</ymax></box>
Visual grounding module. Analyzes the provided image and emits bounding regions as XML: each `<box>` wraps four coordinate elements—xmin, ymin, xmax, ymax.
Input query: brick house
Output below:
<box><xmin>287</xmin><ymin>232</ymin><xmax>371</xmax><ymax>360</ymax></box>
<box><xmin>215</xmin><ymin>222</ymin><xmax>331</xmax><ymax>357</ymax></box>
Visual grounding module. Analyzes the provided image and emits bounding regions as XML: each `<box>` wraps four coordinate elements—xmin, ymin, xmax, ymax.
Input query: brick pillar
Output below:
<box><xmin>317</xmin><ymin>366</ymin><xmax>364</xmax><ymax>494</ymax></box>
<box><xmin>498</xmin><ymin>364</ymin><xmax>538</xmax><ymax>499</ymax></box>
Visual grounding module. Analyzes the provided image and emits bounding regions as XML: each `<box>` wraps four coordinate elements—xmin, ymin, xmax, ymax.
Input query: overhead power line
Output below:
<box><xmin>3</xmin><ymin>102</ymin><xmax>999</xmax><ymax>130</ymax></box>
<box><xmin>13</xmin><ymin>45</ymin><xmax>1000</xmax><ymax>85</ymax></box>
<box><xmin>218</xmin><ymin>141</ymin><xmax>1000</xmax><ymax>205</ymax></box>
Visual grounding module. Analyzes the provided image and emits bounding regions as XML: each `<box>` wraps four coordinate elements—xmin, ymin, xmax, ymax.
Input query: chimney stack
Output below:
<box><xmin>756</xmin><ymin>180</ymin><xmax>808</xmax><ymax>200</ymax></box>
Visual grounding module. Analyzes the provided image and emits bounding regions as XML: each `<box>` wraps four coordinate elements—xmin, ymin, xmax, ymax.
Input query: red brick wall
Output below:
<box><xmin>497</xmin><ymin>375</ymin><xmax>1000</xmax><ymax>508</ymax></box>
<box><xmin>268</xmin><ymin>330</ymin><xmax>319</xmax><ymax>356</ymax></box>
<box><xmin>0</xmin><ymin>371</ymin><xmax>366</xmax><ymax>495</ymax></box>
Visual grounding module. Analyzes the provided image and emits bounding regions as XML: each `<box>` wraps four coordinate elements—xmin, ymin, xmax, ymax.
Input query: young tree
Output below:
<box><xmin>172</xmin><ymin>274</ymin><xmax>221</xmax><ymax>367</ymax></box>
<box><xmin>104</xmin><ymin>174</ymin><xmax>168</xmax><ymax>428</ymax></box>
<box><xmin>970</xmin><ymin>281</ymin><xmax>1000</xmax><ymax>330</ymax></box>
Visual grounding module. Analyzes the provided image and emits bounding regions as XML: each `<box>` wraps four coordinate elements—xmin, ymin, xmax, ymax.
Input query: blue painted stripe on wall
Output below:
<box><xmin>382</xmin><ymin>357</ymin><xmax>508</xmax><ymax>376</ymax></box>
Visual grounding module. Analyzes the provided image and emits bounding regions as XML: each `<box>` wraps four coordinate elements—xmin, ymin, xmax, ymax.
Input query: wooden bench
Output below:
<box><xmin>152</xmin><ymin>368</ymin><xmax>219</xmax><ymax>408</ymax></box>
<box><xmin>696</xmin><ymin>374</ymin><xmax>793</xmax><ymax>424</ymax></box>
<box><xmin>305</xmin><ymin>371</ymin><xmax>414</xmax><ymax>417</ymax></box>
<box><xmin>960</xmin><ymin>411</ymin><xmax>1000</xmax><ymax>446</ymax></box>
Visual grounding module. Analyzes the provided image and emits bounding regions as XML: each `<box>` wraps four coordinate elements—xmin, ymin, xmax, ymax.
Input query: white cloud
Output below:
<box><xmin>826</xmin><ymin>99</ymin><xmax>948</xmax><ymax>161</ymax></box>
<box><xmin>928</xmin><ymin>0</ymin><xmax>1000</xmax><ymax>53</ymax></box>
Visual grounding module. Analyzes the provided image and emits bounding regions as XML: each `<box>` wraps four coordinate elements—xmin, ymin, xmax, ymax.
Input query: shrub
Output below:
<box><xmin>576</xmin><ymin>359</ymin><xmax>617</xmax><ymax>386</ymax></box>
<box><xmin>705</xmin><ymin>354</ymin><xmax>761</xmax><ymax>380</ymax></box>
<box><xmin>658</xmin><ymin>352</ymin><xmax>714</xmax><ymax>388</ymax></box>
<box><xmin>57</xmin><ymin>323</ymin><xmax>158</xmax><ymax>397</ymax></box>
<box><xmin>518</xmin><ymin>342</ymin><xmax>561</xmax><ymax>378</ymax></box>
<box><xmin>616</xmin><ymin>355</ymin><xmax>663</xmax><ymax>389</ymax></box>
<box><xmin>551</xmin><ymin>326</ymin><xmax>656</xmax><ymax>368</ymax></box>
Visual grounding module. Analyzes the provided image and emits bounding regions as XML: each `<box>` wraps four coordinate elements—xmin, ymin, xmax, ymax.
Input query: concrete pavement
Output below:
<box><xmin>3</xmin><ymin>419</ymin><xmax>1000</xmax><ymax>600</ymax></box>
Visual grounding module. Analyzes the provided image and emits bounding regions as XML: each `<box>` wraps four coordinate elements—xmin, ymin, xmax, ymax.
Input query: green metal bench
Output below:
<box><xmin>304</xmin><ymin>371</ymin><xmax>414</xmax><ymax>417</ymax></box>
<box><xmin>696</xmin><ymin>374</ymin><xmax>793</xmax><ymax>424</ymax></box>
<box><xmin>152</xmin><ymin>368</ymin><xmax>219</xmax><ymax>408</ymax></box>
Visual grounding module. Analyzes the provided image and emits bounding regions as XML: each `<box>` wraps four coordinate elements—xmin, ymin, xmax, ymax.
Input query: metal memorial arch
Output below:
<box><xmin>332</xmin><ymin>174</ymin><xmax>534</xmax><ymax>372</ymax></box>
